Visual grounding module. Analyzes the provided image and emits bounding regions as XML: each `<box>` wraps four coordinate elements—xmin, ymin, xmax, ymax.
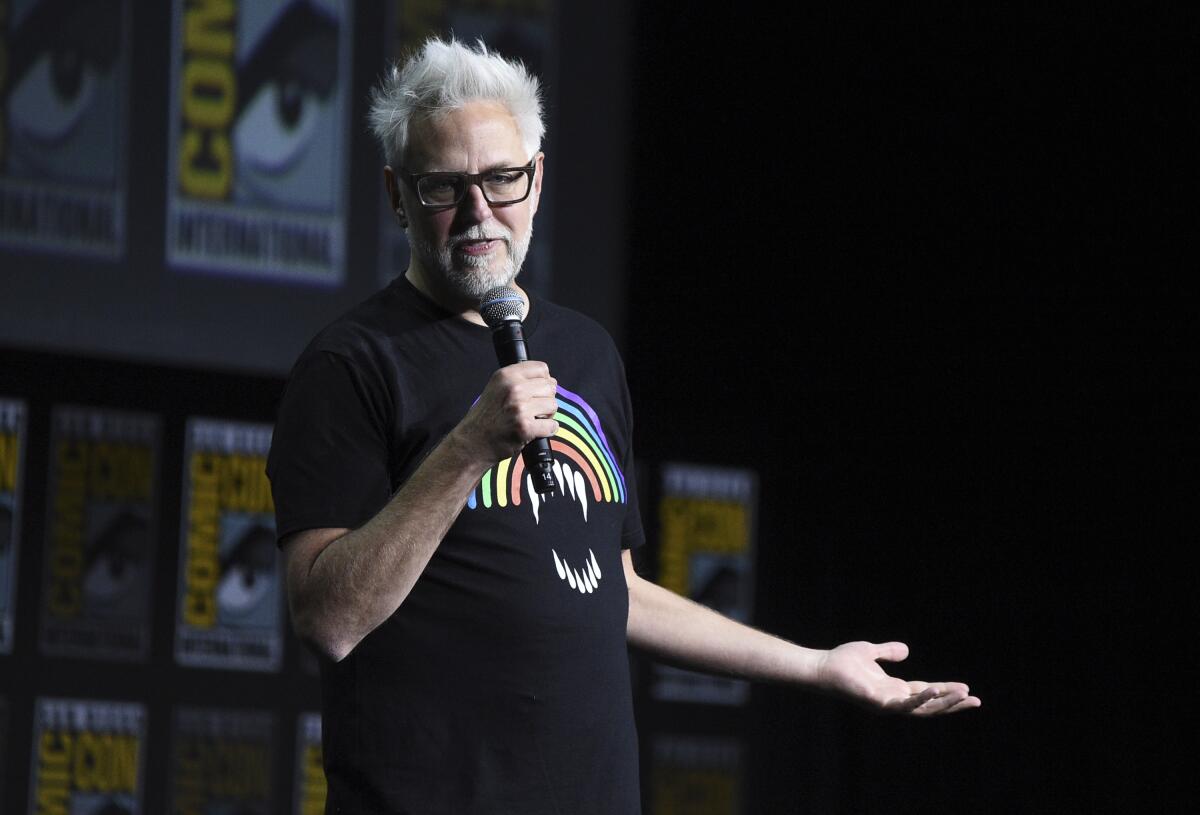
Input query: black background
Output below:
<box><xmin>2</xmin><ymin>3</ymin><xmax>1196</xmax><ymax>812</ymax></box>
<box><xmin>627</xmin><ymin>5</ymin><xmax>1194</xmax><ymax>813</ymax></box>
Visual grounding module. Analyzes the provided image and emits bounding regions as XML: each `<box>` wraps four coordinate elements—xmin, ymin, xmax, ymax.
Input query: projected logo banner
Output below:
<box><xmin>0</xmin><ymin>398</ymin><xmax>27</xmax><ymax>654</ymax></box>
<box><xmin>652</xmin><ymin>463</ymin><xmax>758</xmax><ymax>705</ymax></box>
<box><xmin>170</xmin><ymin>706</ymin><xmax>276</xmax><ymax>814</ymax></box>
<box><xmin>175</xmin><ymin>417</ymin><xmax>282</xmax><ymax>672</ymax></box>
<box><xmin>378</xmin><ymin>0</ymin><xmax>556</xmax><ymax>292</ymax></box>
<box><xmin>293</xmin><ymin>712</ymin><xmax>325</xmax><ymax>815</ymax></box>
<box><xmin>651</xmin><ymin>735</ymin><xmax>744</xmax><ymax>815</ymax></box>
<box><xmin>27</xmin><ymin>697</ymin><xmax>147</xmax><ymax>815</ymax></box>
<box><xmin>0</xmin><ymin>0</ymin><xmax>130</xmax><ymax>257</ymax></box>
<box><xmin>165</xmin><ymin>0</ymin><xmax>353</xmax><ymax>284</ymax></box>
<box><xmin>39</xmin><ymin>406</ymin><xmax>160</xmax><ymax>661</ymax></box>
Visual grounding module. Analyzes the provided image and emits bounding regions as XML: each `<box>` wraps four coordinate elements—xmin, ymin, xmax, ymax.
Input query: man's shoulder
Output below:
<box><xmin>534</xmin><ymin>296</ymin><xmax>619</xmax><ymax>351</ymax></box>
<box><xmin>295</xmin><ymin>277</ymin><xmax>426</xmax><ymax>366</ymax></box>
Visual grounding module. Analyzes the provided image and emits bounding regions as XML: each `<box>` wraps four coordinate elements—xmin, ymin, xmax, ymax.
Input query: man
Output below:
<box><xmin>267</xmin><ymin>38</ymin><xmax>979</xmax><ymax>814</ymax></box>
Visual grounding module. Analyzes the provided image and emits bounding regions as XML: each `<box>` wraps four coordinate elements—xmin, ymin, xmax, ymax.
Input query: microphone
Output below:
<box><xmin>478</xmin><ymin>286</ymin><xmax>558</xmax><ymax>495</ymax></box>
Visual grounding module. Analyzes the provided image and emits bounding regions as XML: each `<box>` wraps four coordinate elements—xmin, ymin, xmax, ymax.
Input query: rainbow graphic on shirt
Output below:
<box><xmin>466</xmin><ymin>385</ymin><xmax>628</xmax><ymax>524</ymax></box>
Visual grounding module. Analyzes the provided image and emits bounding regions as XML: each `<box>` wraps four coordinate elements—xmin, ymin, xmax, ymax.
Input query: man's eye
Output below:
<box><xmin>426</xmin><ymin>178</ymin><xmax>458</xmax><ymax>192</ymax></box>
<box><xmin>487</xmin><ymin>172</ymin><xmax>521</xmax><ymax>185</ymax></box>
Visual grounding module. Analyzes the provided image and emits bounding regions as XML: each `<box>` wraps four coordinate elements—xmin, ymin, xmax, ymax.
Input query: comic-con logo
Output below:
<box><xmin>0</xmin><ymin>0</ymin><xmax>127</xmax><ymax>255</ymax></box>
<box><xmin>168</xmin><ymin>0</ymin><xmax>347</xmax><ymax>281</ymax></box>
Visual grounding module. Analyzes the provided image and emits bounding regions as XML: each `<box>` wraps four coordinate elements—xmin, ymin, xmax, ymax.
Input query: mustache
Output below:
<box><xmin>449</xmin><ymin>225</ymin><xmax>512</xmax><ymax>249</ymax></box>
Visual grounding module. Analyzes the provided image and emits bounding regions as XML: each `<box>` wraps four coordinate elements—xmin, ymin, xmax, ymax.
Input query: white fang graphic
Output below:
<box><xmin>563</xmin><ymin>462</ymin><xmax>575</xmax><ymax>500</ymax></box>
<box><xmin>552</xmin><ymin>549</ymin><xmax>602</xmax><ymax>595</ymax></box>
<box><xmin>522</xmin><ymin>461</ymin><xmax>591</xmax><ymax>525</ymax></box>
<box><xmin>574</xmin><ymin>470</ymin><xmax>588</xmax><ymax>521</ymax></box>
<box><xmin>527</xmin><ymin>474</ymin><xmax>541</xmax><ymax>524</ymax></box>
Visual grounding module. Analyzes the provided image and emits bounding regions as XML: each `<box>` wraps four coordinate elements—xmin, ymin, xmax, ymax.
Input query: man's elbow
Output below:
<box><xmin>291</xmin><ymin>605</ymin><xmax>359</xmax><ymax>663</ymax></box>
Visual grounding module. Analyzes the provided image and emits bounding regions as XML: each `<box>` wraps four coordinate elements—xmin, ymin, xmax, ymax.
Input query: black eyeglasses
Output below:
<box><xmin>400</xmin><ymin>158</ymin><xmax>537</xmax><ymax>209</ymax></box>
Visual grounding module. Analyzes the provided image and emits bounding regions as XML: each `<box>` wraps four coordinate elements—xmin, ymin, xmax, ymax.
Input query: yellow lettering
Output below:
<box><xmin>185</xmin><ymin>453</ymin><xmax>220</xmax><ymax>627</ymax></box>
<box><xmin>179</xmin><ymin>0</ymin><xmax>236</xmax><ymax>200</ymax></box>
<box><xmin>111</xmin><ymin>733</ymin><xmax>140</xmax><ymax>793</ymax></box>
<box><xmin>0</xmin><ymin>431</ymin><xmax>18</xmax><ymax>491</ymax></box>
<box><xmin>175</xmin><ymin>737</ymin><xmax>271</xmax><ymax>802</ymax></box>
<box><xmin>208</xmin><ymin>741</ymin><xmax>270</xmax><ymax>797</ymax></box>
<box><xmin>301</xmin><ymin>743</ymin><xmax>327</xmax><ymax>815</ymax></box>
<box><xmin>184</xmin><ymin>0</ymin><xmax>235</xmax><ymax>57</ymax></box>
<box><xmin>180</xmin><ymin>129</ymin><xmax>232</xmax><ymax>198</ymax></box>
<box><xmin>87</xmin><ymin>442</ymin><xmax>153</xmax><ymax>501</ymax></box>
<box><xmin>182</xmin><ymin>58</ymin><xmax>236</xmax><ymax>129</ymax></box>
<box><xmin>174</xmin><ymin>749</ymin><xmax>206</xmax><ymax>815</ymax></box>
<box><xmin>218</xmin><ymin>454</ymin><xmax>273</xmax><ymax>513</ymax></box>
<box><xmin>50</xmin><ymin>441</ymin><xmax>87</xmax><ymax>617</ymax></box>
<box><xmin>658</xmin><ymin>498</ymin><xmax>747</xmax><ymax>595</ymax></box>
<box><xmin>36</xmin><ymin>731</ymin><xmax>71</xmax><ymax>815</ymax></box>
<box><xmin>73</xmin><ymin>731</ymin><xmax>101</xmax><ymax>792</ymax></box>
<box><xmin>72</xmin><ymin>731</ymin><xmax>139</xmax><ymax>794</ymax></box>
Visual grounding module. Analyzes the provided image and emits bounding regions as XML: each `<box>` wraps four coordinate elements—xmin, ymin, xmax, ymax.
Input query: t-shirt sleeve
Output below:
<box><xmin>621</xmin><ymin>462</ymin><xmax>645</xmax><ymax>550</ymax></box>
<box><xmin>266</xmin><ymin>350</ymin><xmax>394</xmax><ymax>543</ymax></box>
<box><xmin>616</xmin><ymin>350</ymin><xmax>646</xmax><ymax>550</ymax></box>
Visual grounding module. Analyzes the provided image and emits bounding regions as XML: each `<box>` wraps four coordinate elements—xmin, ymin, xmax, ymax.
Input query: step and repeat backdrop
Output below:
<box><xmin>0</xmin><ymin>0</ymin><xmax>577</xmax><ymax>376</ymax></box>
<box><xmin>1</xmin><ymin>0</ymin><xmax>742</xmax><ymax>811</ymax></box>
<box><xmin>0</xmin><ymin>364</ymin><xmax>760</xmax><ymax>813</ymax></box>
<box><xmin>0</xmin><ymin>367</ymin><xmax>327</xmax><ymax>814</ymax></box>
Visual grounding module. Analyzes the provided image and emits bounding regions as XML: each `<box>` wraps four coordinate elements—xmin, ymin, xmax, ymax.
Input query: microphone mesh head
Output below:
<box><xmin>478</xmin><ymin>286</ymin><xmax>525</xmax><ymax>327</ymax></box>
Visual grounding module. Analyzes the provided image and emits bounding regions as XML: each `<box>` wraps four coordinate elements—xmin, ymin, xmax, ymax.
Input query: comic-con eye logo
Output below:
<box><xmin>0</xmin><ymin>0</ymin><xmax>127</xmax><ymax>256</ymax></box>
<box><xmin>4</xmin><ymin>0</ymin><xmax>123</xmax><ymax>180</ymax></box>
<box><xmin>176</xmin><ymin>0</ymin><xmax>339</xmax><ymax>205</ymax></box>
<box><xmin>182</xmin><ymin>450</ymin><xmax>276</xmax><ymax>629</ymax></box>
<box><xmin>168</xmin><ymin>0</ymin><xmax>347</xmax><ymax>282</ymax></box>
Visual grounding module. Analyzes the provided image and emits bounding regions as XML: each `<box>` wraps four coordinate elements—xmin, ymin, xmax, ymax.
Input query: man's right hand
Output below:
<box><xmin>453</xmin><ymin>360</ymin><xmax>559</xmax><ymax>464</ymax></box>
<box><xmin>285</xmin><ymin>361</ymin><xmax>560</xmax><ymax>662</ymax></box>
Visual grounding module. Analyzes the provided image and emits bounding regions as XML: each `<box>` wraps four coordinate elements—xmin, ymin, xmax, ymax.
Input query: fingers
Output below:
<box><xmin>465</xmin><ymin>364</ymin><xmax>560</xmax><ymax>459</ymax></box>
<box><xmin>873</xmin><ymin>641</ymin><xmax>909</xmax><ymax>663</ymax></box>
<box><xmin>506</xmin><ymin>360</ymin><xmax>554</xmax><ymax>381</ymax></box>
<box><xmin>894</xmin><ymin>683</ymin><xmax>981</xmax><ymax>716</ymax></box>
<box><xmin>505</xmin><ymin>392</ymin><xmax>558</xmax><ymax>444</ymax></box>
<box><xmin>494</xmin><ymin>364</ymin><xmax>558</xmax><ymax>403</ymax></box>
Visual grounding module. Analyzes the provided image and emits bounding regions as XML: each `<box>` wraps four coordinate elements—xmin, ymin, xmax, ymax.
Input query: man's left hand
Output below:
<box><xmin>815</xmin><ymin>641</ymin><xmax>981</xmax><ymax>715</ymax></box>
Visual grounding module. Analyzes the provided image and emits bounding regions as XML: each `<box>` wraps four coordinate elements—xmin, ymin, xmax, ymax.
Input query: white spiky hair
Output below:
<box><xmin>368</xmin><ymin>37</ymin><xmax>545</xmax><ymax>167</ymax></box>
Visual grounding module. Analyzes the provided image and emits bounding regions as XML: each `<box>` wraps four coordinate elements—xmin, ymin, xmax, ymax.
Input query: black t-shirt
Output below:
<box><xmin>267</xmin><ymin>277</ymin><xmax>644</xmax><ymax>814</ymax></box>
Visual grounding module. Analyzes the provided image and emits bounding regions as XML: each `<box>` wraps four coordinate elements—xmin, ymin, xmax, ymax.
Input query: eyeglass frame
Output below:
<box><xmin>398</xmin><ymin>157</ymin><xmax>539</xmax><ymax>210</ymax></box>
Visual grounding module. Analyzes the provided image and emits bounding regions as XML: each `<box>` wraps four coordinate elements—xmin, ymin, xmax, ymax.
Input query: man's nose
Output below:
<box><xmin>458</xmin><ymin>182</ymin><xmax>494</xmax><ymax>223</ymax></box>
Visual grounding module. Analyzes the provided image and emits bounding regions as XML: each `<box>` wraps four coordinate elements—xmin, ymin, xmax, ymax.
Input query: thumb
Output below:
<box><xmin>873</xmin><ymin>641</ymin><xmax>909</xmax><ymax>663</ymax></box>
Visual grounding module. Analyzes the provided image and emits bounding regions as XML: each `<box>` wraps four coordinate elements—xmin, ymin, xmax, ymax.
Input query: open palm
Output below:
<box><xmin>816</xmin><ymin>641</ymin><xmax>981</xmax><ymax>715</ymax></box>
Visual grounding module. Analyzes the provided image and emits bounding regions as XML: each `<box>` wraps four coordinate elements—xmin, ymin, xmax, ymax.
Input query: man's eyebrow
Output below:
<box><xmin>419</xmin><ymin>159</ymin><xmax>529</xmax><ymax>174</ymax></box>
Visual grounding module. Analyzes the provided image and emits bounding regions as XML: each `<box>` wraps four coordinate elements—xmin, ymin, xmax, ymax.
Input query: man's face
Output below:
<box><xmin>398</xmin><ymin>101</ymin><xmax>543</xmax><ymax>304</ymax></box>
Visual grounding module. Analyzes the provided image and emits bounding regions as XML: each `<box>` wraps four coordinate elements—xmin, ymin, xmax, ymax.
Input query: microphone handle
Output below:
<box><xmin>491</xmin><ymin>320</ymin><xmax>558</xmax><ymax>495</ymax></box>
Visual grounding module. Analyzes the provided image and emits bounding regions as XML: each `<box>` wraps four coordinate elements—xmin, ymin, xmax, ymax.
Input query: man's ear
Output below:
<box><xmin>384</xmin><ymin>166</ymin><xmax>407</xmax><ymax>227</ymax></box>
<box><xmin>528</xmin><ymin>152</ymin><xmax>545</xmax><ymax>217</ymax></box>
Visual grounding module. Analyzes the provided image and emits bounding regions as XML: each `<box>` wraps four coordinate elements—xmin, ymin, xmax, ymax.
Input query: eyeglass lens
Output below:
<box><xmin>417</xmin><ymin>170</ymin><xmax>531</xmax><ymax>206</ymax></box>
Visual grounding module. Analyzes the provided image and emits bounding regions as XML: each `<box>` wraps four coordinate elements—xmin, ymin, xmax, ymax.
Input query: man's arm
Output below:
<box><xmin>284</xmin><ymin>361</ymin><xmax>558</xmax><ymax>663</ymax></box>
<box><xmin>622</xmin><ymin>551</ymin><xmax>980</xmax><ymax>715</ymax></box>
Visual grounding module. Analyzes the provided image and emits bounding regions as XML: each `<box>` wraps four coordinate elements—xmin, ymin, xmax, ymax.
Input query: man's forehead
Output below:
<box><xmin>404</xmin><ymin>103</ymin><xmax>527</xmax><ymax>170</ymax></box>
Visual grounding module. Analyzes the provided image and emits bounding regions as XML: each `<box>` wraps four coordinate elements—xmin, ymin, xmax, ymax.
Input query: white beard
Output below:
<box><xmin>410</xmin><ymin>222</ymin><xmax>533</xmax><ymax>301</ymax></box>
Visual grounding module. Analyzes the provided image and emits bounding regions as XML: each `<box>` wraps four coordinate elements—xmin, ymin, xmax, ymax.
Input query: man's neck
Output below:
<box><xmin>404</xmin><ymin>266</ymin><xmax>528</xmax><ymax>326</ymax></box>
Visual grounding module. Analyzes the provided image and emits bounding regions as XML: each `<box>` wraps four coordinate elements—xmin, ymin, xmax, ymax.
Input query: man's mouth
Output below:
<box><xmin>454</xmin><ymin>238</ymin><xmax>505</xmax><ymax>256</ymax></box>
